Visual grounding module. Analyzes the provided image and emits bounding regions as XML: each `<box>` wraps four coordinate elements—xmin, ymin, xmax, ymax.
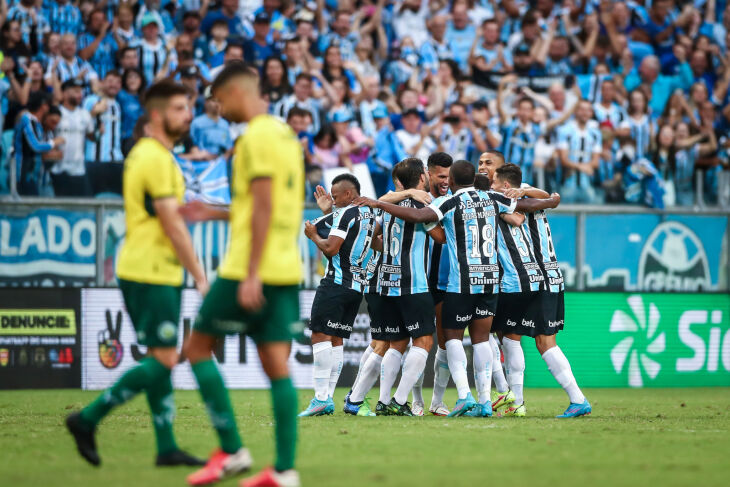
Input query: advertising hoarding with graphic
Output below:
<box><xmin>523</xmin><ymin>293</ymin><xmax>730</xmax><ymax>388</ymax></box>
<box><xmin>0</xmin><ymin>289</ymin><xmax>81</xmax><ymax>388</ymax></box>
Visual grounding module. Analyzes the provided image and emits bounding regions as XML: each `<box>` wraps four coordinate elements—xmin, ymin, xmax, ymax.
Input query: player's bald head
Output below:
<box><xmin>450</xmin><ymin>160</ymin><xmax>475</xmax><ymax>188</ymax></box>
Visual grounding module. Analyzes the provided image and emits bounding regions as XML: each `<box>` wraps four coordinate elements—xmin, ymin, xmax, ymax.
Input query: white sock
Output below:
<box><xmin>328</xmin><ymin>345</ymin><xmax>344</xmax><ymax>399</ymax></box>
<box><xmin>312</xmin><ymin>341</ymin><xmax>333</xmax><ymax>401</ymax></box>
<box><xmin>446</xmin><ymin>339</ymin><xmax>470</xmax><ymax>400</ymax></box>
<box><xmin>542</xmin><ymin>346</ymin><xmax>585</xmax><ymax>404</ymax></box>
<box><xmin>394</xmin><ymin>347</ymin><xmax>428</xmax><ymax>405</ymax></box>
<box><xmin>350</xmin><ymin>352</ymin><xmax>382</xmax><ymax>403</ymax></box>
<box><xmin>502</xmin><ymin>337</ymin><xmax>525</xmax><ymax>405</ymax></box>
<box><xmin>490</xmin><ymin>335</ymin><xmax>509</xmax><ymax>393</ymax></box>
<box><xmin>353</xmin><ymin>345</ymin><xmax>374</xmax><ymax>387</ymax></box>
<box><xmin>431</xmin><ymin>347</ymin><xmax>450</xmax><ymax>406</ymax></box>
<box><xmin>412</xmin><ymin>369</ymin><xmax>425</xmax><ymax>405</ymax></box>
<box><xmin>378</xmin><ymin>349</ymin><xmax>402</xmax><ymax>404</ymax></box>
<box><xmin>472</xmin><ymin>341</ymin><xmax>493</xmax><ymax>404</ymax></box>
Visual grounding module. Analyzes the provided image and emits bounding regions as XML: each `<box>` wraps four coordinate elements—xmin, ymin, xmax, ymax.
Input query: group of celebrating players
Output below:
<box><xmin>63</xmin><ymin>60</ymin><xmax>590</xmax><ymax>487</ymax></box>
<box><xmin>301</xmin><ymin>150</ymin><xmax>592</xmax><ymax>420</ymax></box>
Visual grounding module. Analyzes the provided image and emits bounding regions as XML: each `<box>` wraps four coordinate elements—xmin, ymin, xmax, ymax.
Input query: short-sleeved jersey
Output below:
<box><xmin>324</xmin><ymin>204</ymin><xmax>377</xmax><ymax>292</ymax></box>
<box><xmin>427</xmin><ymin>237</ymin><xmax>450</xmax><ymax>292</ymax></box>
<box><xmin>497</xmin><ymin>214</ymin><xmax>544</xmax><ymax>293</ymax></box>
<box><xmin>527</xmin><ymin>210</ymin><xmax>565</xmax><ymax>293</ymax></box>
<box><xmin>427</xmin><ymin>187</ymin><xmax>516</xmax><ymax>294</ymax></box>
<box><xmin>379</xmin><ymin>198</ymin><xmax>429</xmax><ymax>296</ymax></box>
<box><xmin>117</xmin><ymin>137</ymin><xmax>185</xmax><ymax>286</ymax></box>
<box><xmin>364</xmin><ymin>210</ymin><xmax>383</xmax><ymax>295</ymax></box>
<box><xmin>218</xmin><ymin>115</ymin><xmax>304</xmax><ymax>285</ymax></box>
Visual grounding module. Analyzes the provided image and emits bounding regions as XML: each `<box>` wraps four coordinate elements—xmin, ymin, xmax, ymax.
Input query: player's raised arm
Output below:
<box><xmin>504</xmin><ymin>185</ymin><xmax>550</xmax><ymax>200</ymax></box>
<box><xmin>515</xmin><ymin>193</ymin><xmax>561</xmax><ymax>213</ymax></box>
<box><xmin>353</xmin><ymin>196</ymin><xmax>439</xmax><ymax>224</ymax></box>
<box><xmin>304</xmin><ymin>221</ymin><xmax>345</xmax><ymax>257</ymax></box>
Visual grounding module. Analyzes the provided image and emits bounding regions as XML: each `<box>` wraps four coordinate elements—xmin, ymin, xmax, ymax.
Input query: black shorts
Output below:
<box><xmin>430</xmin><ymin>289</ymin><xmax>446</xmax><ymax>306</ymax></box>
<box><xmin>493</xmin><ymin>291</ymin><xmax>564</xmax><ymax>337</ymax></box>
<box><xmin>365</xmin><ymin>293</ymin><xmax>388</xmax><ymax>341</ymax></box>
<box><xmin>538</xmin><ymin>291</ymin><xmax>565</xmax><ymax>336</ymax></box>
<box><xmin>381</xmin><ymin>293</ymin><xmax>436</xmax><ymax>341</ymax></box>
<box><xmin>309</xmin><ymin>279</ymin><xmax>362</xmax><ymax>338</ymax></box>
<box><xmin>492</xmin><ymin>291</ymin><xmax>540</xmax><ymax>335</ymax></box>
<box><xmin>442</xmin><ymin>292</ymin><xmax>498</xmax><ymax>330</ymax></box>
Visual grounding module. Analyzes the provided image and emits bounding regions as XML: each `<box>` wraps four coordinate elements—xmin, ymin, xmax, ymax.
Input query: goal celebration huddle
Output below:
<box><xmin>302</xmin><ymin>152</ymin><xmax>591</xmax><ymax>421</ymax></box>
<box><xmin>61</xmin><ymin>62</ymin><xmax>590</xmax><ymax>487</ymax></box>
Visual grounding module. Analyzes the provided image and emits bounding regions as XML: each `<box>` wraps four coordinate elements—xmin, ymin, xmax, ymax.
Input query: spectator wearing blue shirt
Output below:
<box><xmin>44</xmin><ymin>34</ymin><xmax>100</xmax><ymax>94</ymax></box>
<box><xmin>78</xmin><ymin>9</ymin><xmax>119</xmax><ymax>79</ymax></box>
<box><xmin>469</xmin><ymin>18</ymin><xmax>513</xmax><ymax>74</ymax></box>
<box><xmin>190</xmin><ymin>95</ymin><xmax>233</xmax><ymax>158</ymax></box>
<box><xmin>130</xmin><ymin>15</ymin><xmax>169</xmax><ymax>85</ymax></box>
<box><xmin>7</xmin><ymin>0</ymin><xmax>49</xmax><ymax>54</ymax></box>
<box><xmin>445</xmin><ymin>3</ymin><xmax>476</xmax><ymax>71</ymax></box>
<box><xmin>244</xmin><ymin>12</ymin><xmax>279</xmax><ymax>70</ymax></box>
<box><xmin>14</xmin><ymin>94</ymin><xmax>64</xmax><ymax>196</ymax></box>
<box><xmin>638</xmin><ymin>0</ymin><xmax>690</xmax><ymax>59</ymax></box>
<box><xmin>201</xmin><ymin>0</ymin><xmax>251</xmax><ymax>39</ymax></box>
<box><xmin>84</xmin><ymin>71</ymin><xmax>124</xmax><ymax>195</ymax></box>
<box><xmin>317</xmin><ymin>10</ymin><xmax>360</xmax><ymax>61</ymax></box>
<box><xmin>135</xmin><ymin>0</ymin><xmax>176</xmax><ymax>35</ymax></box>
<box><xmin>624</xmin><ymin>54</ymin><xmax>693</xmax><ymax>116</ymax></box>
<box><xmin>206</xmin><ymin>20</ymin><xmax>229</xmax><ymax>67</ymax></box>
<box><xmin>47</xmin><ymin>0</ymin><xmax>83</xmax><ymax>36</ymax></box>
<box><xmin>180</xmin><ymin>11</ymin><xmax>208</xmax><ymax>63</ymax></box>
<box><xmin>118</xmin><ymin>68</ymin><xmax>145</xmax><ymax>154</ymax></box>
<box><xmin>169</xmin><ymin>34</ymin><xmax>213</xmax><ymax>83</ymax></box>
<box><xmin>285</xmin><ymin>107</ymin><xmax>314</xmax><ymax>165</ymax></box>
<box><xmin>113</xmin><ymin>3</ymin><xmax>140</xmax><ymax>46</ymax></box>
<box><xmin>418</xmin><ymin>15</ymin><xmax>455</xmax><ymax>75</ymax></box>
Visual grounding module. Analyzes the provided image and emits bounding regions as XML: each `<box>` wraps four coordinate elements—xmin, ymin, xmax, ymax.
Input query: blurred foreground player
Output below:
<box><xmin>180</xmin><ymin>62</ymin><xmax>305</xmax><ymax>486</ymax></box>
<box><xmin>66</xmin><ymin>80</ymin><xmax>208</xmax><ymax>467</ymax></box>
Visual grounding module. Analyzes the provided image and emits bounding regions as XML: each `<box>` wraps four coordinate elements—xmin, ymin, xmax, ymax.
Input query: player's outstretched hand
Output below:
<box><xmin>238</xmin><ymin>275</ymin><xmax>265</xmax><ymax>311</ymax></box>
<box><xmin>179</xmin><ymin>200</ymin><xmax>212</xmax><ymax>222</ymax></box>
<box><xmin>408</xmin><ymin>189</ymin><xmax>433</xmax><ymax>205</ymax></box>
<box><xmin>504</xmin><ymin>187</ymin><xmax>526</xmax><ymax>199</ymax></box>
<box><xmin>549</xmin><ymin>193</ymin><xmax>561</xmax><ymax>208</ymax></box>
<box><xmin>314</xmin><ymin>185</ymin><xmax>333</xmax><ymax>213</ymax></box>
<box><xmin>353</xmin><ymin>196</ymin><xmax>379</xmax><ymax>208</ymax></box>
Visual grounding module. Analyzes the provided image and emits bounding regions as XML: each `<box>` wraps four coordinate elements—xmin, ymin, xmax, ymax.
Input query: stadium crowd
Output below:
<box><xmin>0</xmin><ymin>0</ymin><xmax>729</xmax><ymax>207</ymax></box>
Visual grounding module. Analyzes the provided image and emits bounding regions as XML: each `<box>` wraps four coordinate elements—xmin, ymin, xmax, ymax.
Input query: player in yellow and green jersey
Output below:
<box><xmin>66</xmin><ymin>81</ymin><xmax>208</xmax><ymax>467</ymax></box>
<box><xmin>180</xmin><ymin>62</ymin><xmax>305</xmax><ymax>487</ymax></box>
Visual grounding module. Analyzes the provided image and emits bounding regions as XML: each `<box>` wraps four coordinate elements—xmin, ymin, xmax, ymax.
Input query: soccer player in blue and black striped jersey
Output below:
<box><xmin>301</xmin><ymin>174</ymin><xmax>377</xmax><ymax>417</ymax></box>
<box><xmin>423</xmin><ymin>152</ymin><xmax>454</xmax><ymax>416</ymax></box>
<box><xmin>487</xmin><ymin>159</ymin><xmax>591</xmax><ymax>418</ymax></box>
<box><xmin>373</xmin><ymin>158</ymin><xmax>446</xmax><ymax>417</ymax></box>
<box><xmin>355</xmin><ymin>161</ymin><xmax>560</xmax><ymax>417</ymax></box>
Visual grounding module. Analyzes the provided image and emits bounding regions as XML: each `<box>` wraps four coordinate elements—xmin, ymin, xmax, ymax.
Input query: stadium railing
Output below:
<box><xmin>1</xmin><ymin>197</ymin><xmax>728</xmax><ymax>291</ymax></box>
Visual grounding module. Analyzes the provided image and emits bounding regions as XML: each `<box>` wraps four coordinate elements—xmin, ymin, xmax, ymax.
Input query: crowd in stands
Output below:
<box><xmin>0</xmin><ymin>0</ymin><xmax>729</xmax><ymax>208</ymax></box>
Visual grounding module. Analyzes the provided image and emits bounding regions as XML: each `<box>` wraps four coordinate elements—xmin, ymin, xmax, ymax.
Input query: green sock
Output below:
<box><xmin>81</xmin><ymin>357</ymin><xmax>168</xmax><ymax>428</ymax></box>
<box><xmin>270</xmin><ymin>377</ymin><xmax>298</xmax><ymax>472</ymax></box>
<box><xmin>191</xmin><ymin>359</ymin><xmax>243</xmax><ymax>453</ymax></box>
<box><xmin>145</xmin><ymin>368</ymin><xmax>179</xmax><ymax>456</ymax></box>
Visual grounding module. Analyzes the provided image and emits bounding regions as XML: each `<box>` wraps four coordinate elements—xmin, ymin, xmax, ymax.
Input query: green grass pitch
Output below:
<box><xmin>1</xmin><ymin>388</ymin><xmax>728</xmax><ymax>487</ymax></box>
